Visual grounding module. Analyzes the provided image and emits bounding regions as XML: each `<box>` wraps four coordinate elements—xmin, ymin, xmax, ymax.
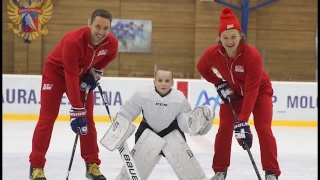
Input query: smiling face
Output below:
<box><xmin>219</xmin><ymin>29</ymin><xmax>242</xmax><ymax>58</ymax></box>
<box><xmin>89</xmin><ymin>16</ymin><xmax>111</xmax><ymax>45</ymax></box>
<box><xmin>154</xmin><ymin>69</ymin><xmax>174</xmax><ymax>96</ymax></box>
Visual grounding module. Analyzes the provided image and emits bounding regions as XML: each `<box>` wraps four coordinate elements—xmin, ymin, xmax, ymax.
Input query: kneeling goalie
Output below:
<box><xmin>100</xmin><ymin>68</ymin><xmax>214</xmax><ymax>180</ymax></box>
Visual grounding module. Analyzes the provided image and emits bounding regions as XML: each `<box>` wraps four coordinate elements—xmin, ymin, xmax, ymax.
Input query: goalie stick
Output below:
<box><xmin>91</xmin><ymin>70</ymin><xmax>141</xmax><ymax>180</ymax></box>
<box><xmin>66</xmin><ymin>86</ymin><xmax>90</xmax><ymax>180</ymax></box>
<box><xmin>228</xmin><ymin>97</ymin><xmax>262</xmax><ymax>180</ymax></box>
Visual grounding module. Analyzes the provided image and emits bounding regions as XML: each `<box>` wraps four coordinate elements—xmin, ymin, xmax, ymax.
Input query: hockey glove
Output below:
<box><xmin>80</xmin><ymin>73</ymin><xmax>96</xmax><ymax>91</ymax></box>
<box><xmin>80</xmin><ymin>68</ymin><xmax>103</xmax><ymax>91</ymax></box>
<box><xmin>90</xmin><ymin>67</ymin><xmax>103</xmax><ymax>81</ymax></box>
<box><xmin>215</xmin><ymin>80</ymin><xmax>234</xmax><ymax>103</ymax></box>
<box><xmin>234</xmin><ymin>121</ymin><xmax>252</xmax><ymax>150</ymax></box>
<box><xmin>70</xmin><ymin>107</ymin><xmax>88</xmax><ymax>135</ymax></box>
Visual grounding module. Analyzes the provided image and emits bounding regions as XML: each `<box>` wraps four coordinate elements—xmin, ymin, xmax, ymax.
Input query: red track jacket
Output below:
<box><xmin>46</xmin><ymin>27</ymin><xmax>118</xmax><ymax>108</ymax></box>
<box><xmin>197</xmin><ymin>43</ymin><xmax>272</xmax><ymax>121</ymax></box>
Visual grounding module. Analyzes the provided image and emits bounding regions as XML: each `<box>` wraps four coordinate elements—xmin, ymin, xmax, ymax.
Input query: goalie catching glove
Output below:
<box><xmin>100</xmin><ymin>113</ymin><xmax>136</xmax><ymax>151</ymax></box>
<box><xmin>188</xmin><ymin>105</ymin><xmax>214</xmax><ymax>136</ymax></box>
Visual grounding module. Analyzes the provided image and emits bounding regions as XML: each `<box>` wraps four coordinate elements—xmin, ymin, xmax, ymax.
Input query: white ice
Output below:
<box><xmin>3</xmin><ymin>120</ymin><xmax>318</xmax><ymax>180</ymax></box>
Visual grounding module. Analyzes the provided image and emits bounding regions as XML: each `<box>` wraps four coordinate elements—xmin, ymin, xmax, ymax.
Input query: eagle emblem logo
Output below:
<box><xmin>7</xmin><ymin>0</ymin><xmax>53</xmax><ymax>43</ymax></box>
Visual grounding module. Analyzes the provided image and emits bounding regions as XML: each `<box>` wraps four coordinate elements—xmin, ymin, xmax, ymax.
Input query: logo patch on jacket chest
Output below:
<box><xmin>235</xmin><ymin>65</ymin><xmax>244</xmax><ymax>72</ymax></box>
<box><xmin>97</xmin><ymin>49</ymin><xmax>107</xmax><ymax>56</ymax></box>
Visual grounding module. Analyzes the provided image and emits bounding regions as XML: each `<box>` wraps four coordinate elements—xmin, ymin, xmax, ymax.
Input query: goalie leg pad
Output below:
<box><xmin>100</xmin><ymin>113</ymin><xmax>136</xmax><ymax>151</ymax></box>
<box><xmin>188</xmin><ymin>105</ymin><xmax>214</xmax><ymax>136</ymax></box>
<box><xmin>162</xmin><ymin>130</ymin><xmax>208</xmax><ymax>180</ymax></box>
<box><xmin>115</xmin><ymin>128</ymin><xmax>166</xmax><ymax>180</ymax></box>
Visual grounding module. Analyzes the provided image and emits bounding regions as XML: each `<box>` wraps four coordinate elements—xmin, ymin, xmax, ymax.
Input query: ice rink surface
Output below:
<box><xmin>3</xmin><ymin>120</ymin><xmax>318</xmax><ymax>180</ymax></box>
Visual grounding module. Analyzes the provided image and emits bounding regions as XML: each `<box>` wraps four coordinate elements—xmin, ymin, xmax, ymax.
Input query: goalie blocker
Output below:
<box><xmin>100</xmin><ymin>113</ymin><xmax>136</xmax><ymax>151</ymax></box>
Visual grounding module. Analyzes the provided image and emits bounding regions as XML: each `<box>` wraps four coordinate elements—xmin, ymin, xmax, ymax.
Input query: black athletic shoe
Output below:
<box><xmin>85</xmin><ymin>163</ymin><xmax>106</xmax><ymax>180</ymax></box>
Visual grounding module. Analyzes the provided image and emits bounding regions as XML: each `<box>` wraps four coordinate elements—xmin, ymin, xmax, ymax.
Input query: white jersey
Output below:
<box><xmin>119</xmin><ymin>85</ymin><xmax>192</xmax><ymax>133</ymax></box>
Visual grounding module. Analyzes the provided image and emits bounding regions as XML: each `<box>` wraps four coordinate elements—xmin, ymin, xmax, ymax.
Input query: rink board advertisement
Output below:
<box><xmin>2</xmin><ymin>74</ymin><xmax>317</xmax><ymax>127</ymax></box>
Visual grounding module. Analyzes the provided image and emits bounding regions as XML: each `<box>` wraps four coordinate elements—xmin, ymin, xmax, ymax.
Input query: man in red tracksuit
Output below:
<box><xmin>197</xmin><ymin>7</ymin><xmax>281</xmax><ymax>180</ymax></box>
<box><xmin>29</xmin><ymin>9</ymin><xmax>118</xmax><ymax>180</ymax></box>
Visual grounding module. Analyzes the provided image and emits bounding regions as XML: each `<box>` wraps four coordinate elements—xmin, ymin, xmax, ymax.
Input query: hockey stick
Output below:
<box><xmin>228</xmin><ymin>98</ymin><xmax>262</xmax><ymax>180</ymax></box>
<box><xmin>66</xmin><ymin>86</ymin><xmax>90</xmax><ymax>180</ymax></box>
<box><xmin>93</xmin><ymin>75</ymin><xmax>141</xmax><ymax>180</ymax></box>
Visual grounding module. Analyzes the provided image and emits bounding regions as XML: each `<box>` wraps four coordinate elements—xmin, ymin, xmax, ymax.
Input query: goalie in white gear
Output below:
<box><xmin>100</xmin><ymin>68</ymin><xmax>214</xmax><ymax>180</ymax></box>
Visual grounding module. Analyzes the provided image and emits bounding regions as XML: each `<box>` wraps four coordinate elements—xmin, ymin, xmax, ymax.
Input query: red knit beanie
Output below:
<box><xmin>218</xmin><ymin>7</ymin><xmax>242</xmax><ymax>35</ymax></box>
